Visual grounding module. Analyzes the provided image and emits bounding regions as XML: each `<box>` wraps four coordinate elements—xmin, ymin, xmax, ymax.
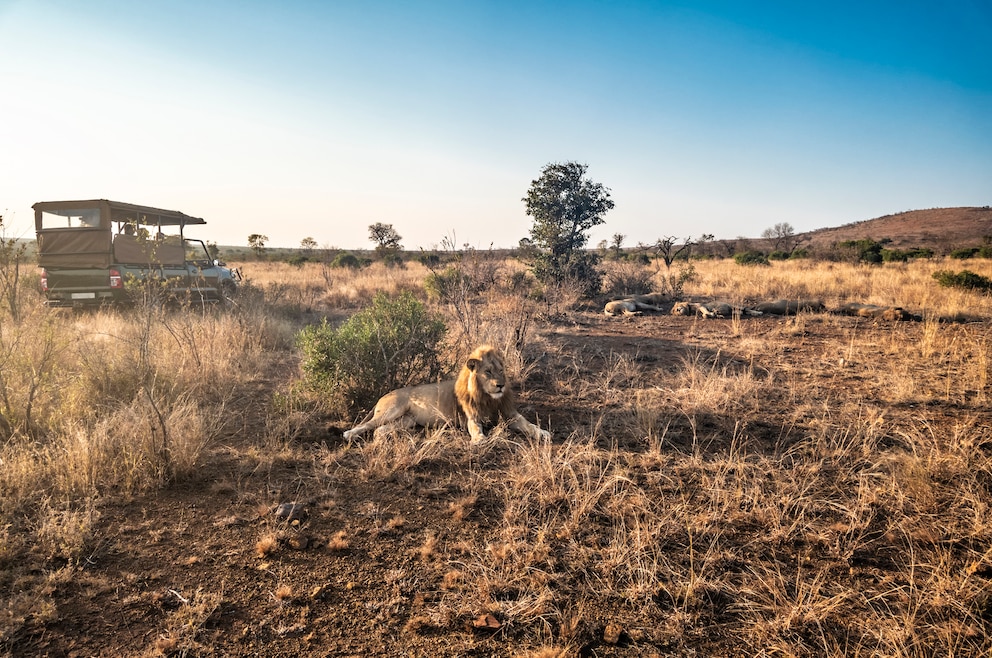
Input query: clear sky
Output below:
<box><xmin>2</xmin><ymin>0</ymin><xmax>990</xmax><ymax>250</ymax></box>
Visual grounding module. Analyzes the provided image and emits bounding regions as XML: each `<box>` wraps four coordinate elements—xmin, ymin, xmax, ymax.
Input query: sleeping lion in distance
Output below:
<box><xmin>342</xmin><ymin>344</ymin><xmax>550</xmax><ymax>442</ymax></box>
<box><xmin>670</xmin><ymin>301</ymin><xmax>763</xmax><ymax>319</ymax></box>
<box><xmin>604</xmin><ymin>292</ymin><xmax>670</xmax><ymax>316</ymax></box>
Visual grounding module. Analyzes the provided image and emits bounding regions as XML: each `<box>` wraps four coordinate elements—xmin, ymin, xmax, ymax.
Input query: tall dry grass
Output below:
<box><xmin>0</xmin><ymin>281</ymin><xmax>297</xmax><ymax>643</ymax></box>
<box><xmin>687</xmin><ymin>256</ymin><xmax>992</xmax><ymax>319</ymax></box>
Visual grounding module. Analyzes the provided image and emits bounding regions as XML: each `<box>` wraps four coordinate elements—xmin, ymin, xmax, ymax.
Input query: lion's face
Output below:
<box><xmin>671</xmin><ymin>301</ymin><xmax>693</xmax><ymax>316</ymax></box>
<box><xmin>466</xmin><ymin>348</ymin><xmax>507</xmax><ymax>400</ymax></box>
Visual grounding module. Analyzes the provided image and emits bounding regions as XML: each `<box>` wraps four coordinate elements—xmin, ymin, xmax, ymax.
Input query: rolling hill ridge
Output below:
<box><xmin>796</xmin><ymin>206</ymin><xmax>992</xmax><ymax>252</ymax></box>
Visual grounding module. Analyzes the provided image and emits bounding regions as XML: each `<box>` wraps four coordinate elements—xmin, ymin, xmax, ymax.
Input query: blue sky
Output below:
<box><xmin>2</xmin><ymin>0</ymin><xmax>990</xmax><ymax>250</ymax></box>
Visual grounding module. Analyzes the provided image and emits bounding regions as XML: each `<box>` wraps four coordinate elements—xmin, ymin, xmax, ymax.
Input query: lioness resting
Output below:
<box><xmin>670</xmin><ymin>301</ymin><xmax>763</xmax><ymax>319</ymax></box>
<box><xmin>833</xmin><ymin>302</ymin><xmax>918</xmax><ymax>321</ymax></box>
<box><xmin>342</xmin><ymin>344</ymin><xmax>550</xmax><ymax>442</ymax></box>
<box><xmin>753</xmin><ymin>299</ymin><xmax>826</xmax><ymax>315</ymax></box>
<box><xmin>604</xmin><ymin>292</ymin><xmax>670</xmax><ymax>316</ymax></box>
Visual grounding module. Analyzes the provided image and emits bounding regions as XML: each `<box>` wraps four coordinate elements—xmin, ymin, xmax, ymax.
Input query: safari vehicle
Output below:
<box><xmin>34</xmin><ymin>199</ymin><xmax>241</xmax><ymax>307</ymax></box>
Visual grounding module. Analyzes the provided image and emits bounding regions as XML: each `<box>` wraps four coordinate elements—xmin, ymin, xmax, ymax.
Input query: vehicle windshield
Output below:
<box><xmin>39</xmin><ymin>207</ymin><xmax>101</xmax><ymax>229</ymax></box>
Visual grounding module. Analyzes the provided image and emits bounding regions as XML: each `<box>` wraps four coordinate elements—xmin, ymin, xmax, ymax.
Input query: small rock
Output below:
<box><xmin>274</xmin><ymin>503</ymin><xmax>306</xmax><ymax>523</ymax></box>
<box><xmin>287</xmin><ymin>535</ymin><xmax>309</xmax><ymax>550</ymax></box>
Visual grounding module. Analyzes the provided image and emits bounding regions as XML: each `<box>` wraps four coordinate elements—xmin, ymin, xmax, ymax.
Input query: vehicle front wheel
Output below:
<box><xmin>219</xmin><ymin>280</ymin><xmax>238</xmax><ymax>306</ymax></box>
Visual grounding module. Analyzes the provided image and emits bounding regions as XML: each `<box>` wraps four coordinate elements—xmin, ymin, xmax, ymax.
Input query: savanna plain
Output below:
<box><xmin>2</xmin><ymin>255</ymin><xmax>992</xmax><ymax>657</ymax></box>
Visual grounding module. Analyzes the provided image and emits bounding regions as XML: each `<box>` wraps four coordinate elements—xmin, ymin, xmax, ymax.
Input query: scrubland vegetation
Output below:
<box><xmin>2</xmin><ymin>254</ymin><xmax>992</xmax><ymax>656</ymax></box>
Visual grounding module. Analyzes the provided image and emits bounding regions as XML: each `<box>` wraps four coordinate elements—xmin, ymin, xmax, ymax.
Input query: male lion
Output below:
<box><xmin>342</xmin><ymin>345</ymin><xmax>550</xmax><ymax>442</ymax></box>
<box><xmin>670</xmin><ymin>301</ymin><xmax>762</xmax><ymax>319</ymax></box>
<box><xmin>604</xmin><ymin>292</ymin><xmax>670</xmax><ymax>316</ymax></box>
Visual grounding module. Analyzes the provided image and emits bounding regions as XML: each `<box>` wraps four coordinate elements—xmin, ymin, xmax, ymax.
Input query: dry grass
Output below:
<box><xmin>3</xmin><ymin>254</ymin><xmax>992</xmax><ymax>656</ymax></box>
<box><xmin>688</xmin><ymin>256</ymin><xmax>992</xmax><ymax>319</ymax></box>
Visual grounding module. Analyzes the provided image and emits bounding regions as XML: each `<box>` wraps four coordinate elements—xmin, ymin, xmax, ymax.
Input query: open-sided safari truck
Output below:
<box><xmin>34</xmin><ymin>199</ymin><xmax>241</xmax><ymax>307</ymax></box>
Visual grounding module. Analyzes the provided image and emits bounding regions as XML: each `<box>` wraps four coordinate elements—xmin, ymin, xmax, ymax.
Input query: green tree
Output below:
<box><xmin>523</xmin><ymin>161</ymin><xmax>614</xmax><ymax>295</ymax></box>
<box><xmin>300</xmin><ymin>236</ymin><xmax>318</xmax><ymax>257</ymax></box>
<box><xmin>247</xmin><ymin>234</ymin><xmax>268</xmax><ymax>259</ymax></box>
<box><xmin>368</xmin><ymin>223</ymin><xmax>403</xmax><ymax>257</ymax></box>
<box><xmin>516</xmin><ymin>237</ymin><xmax>538</xmax><ymax>261</ymax></box>
<box><xmin>205</xmin><ymin>241</ymin><xmax>220</xmax><ymax>261</ymax></box>
<box><xmin>610</xmin><ymin>232</ymin><xmax>626</xmax><ymax>260</ymax></box>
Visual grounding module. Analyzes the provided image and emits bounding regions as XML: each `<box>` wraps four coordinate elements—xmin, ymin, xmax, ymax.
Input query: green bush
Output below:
<box><xmin>331</xmin><ymin>252</ymin><xmax>362</xmax><ymax>269</ymax></box>
<box><xmin>837</xmin><ymin>239</ymin><xmax>884</xmax><ymax>264</ymax></box>
<box><xmin>768</xmin><ymin>250</ymin><xmax>790</xmax><ymax>261</ymax></box>
<box><xmin>533</xmin><ymin>251</ymin><xmax>603</xmax><ymax>297</ymax></box>
<box><xmin>788</xmin><ymin>248</ymin><xmax>810</xmax><ymax>260</ymax></box>
<box><xmin>297</xmin><ymin>291</ymin><xmax>447</xmax><ymax>414</ymax></box>
<box><xmin>950</xmin><ymin>247</ymin><xmax>979</xmax><ymax>260</ymax></box>
<box><xmin>881</xmin><ymin>247</ymin><xmax>934</xmax><ymax>262</ymax></box>
<box><xmin>381</xmin><ymin>252</ymin><xmax>406</xmax><ymax>269</ymax></box>
<box><xmin>932</xmin><ymin>269</ymin><xmax>992</xmax><ymax>292</ymax></box>
<box><xmin>734</xmin><ymin>250</ymin><xmax>770</xmax><ymax>266</ymax></box>
<box><xmin>423</xmin><ymin>266</ymin><xmax>469</xmax><ymax>302</ymax></box>
<box><xmin>881</xmin><ymin>249</ymin><xmax>908</xmax><ymax>263</ymax></box>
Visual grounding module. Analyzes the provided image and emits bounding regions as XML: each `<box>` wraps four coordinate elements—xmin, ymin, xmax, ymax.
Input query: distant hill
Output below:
<box><xmin>797</xmin><ymin>207</ymin><xmax>992</xmax><ymax>252</ymax></box>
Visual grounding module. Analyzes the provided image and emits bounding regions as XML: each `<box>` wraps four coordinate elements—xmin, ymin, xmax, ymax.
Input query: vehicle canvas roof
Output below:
<box><xmin>33</xmin><ymin>199</ymin><xmax>207</xmax><ymax>227</ymax></box>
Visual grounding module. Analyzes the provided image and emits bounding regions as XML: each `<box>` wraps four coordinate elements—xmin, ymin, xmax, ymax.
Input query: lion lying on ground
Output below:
<box><xmin>342</xmin><ymin>344</ymin><xmax>550</xmax><ymax>442</ymax></box>
<box><xmin>604</xmin><ymin>292</ymin><xmax>670</xmax><ymax>316</ymax></box>
<box><xmin>832</xmin><ymin>302</ymin><xmax>918</xmax><ymax>321</ymax></box>
<box><xmin>670</xmin><ymin>301</ymin><xmax>763</xmax><ymax>319</ymax></box>
<box><xmin>753</xmin><ymin>299</ymin><xmax>826</xmax><ymax>315</ymax></box>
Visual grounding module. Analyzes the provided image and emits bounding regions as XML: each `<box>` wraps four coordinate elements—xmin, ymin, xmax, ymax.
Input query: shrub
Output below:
<box><xmin>881</xmin><ymin>249</ymin><xmax>908</xmax><ymax>263</ymax></box>
<box><xmin>950</xmin><ymin>247</ymin><xmax>978</xmax><ymax>260</ymax></box>
<box><xmin>423</xmin><ymin>266</ymin><xmax>470</xmax><ymax>302</ymax></box>
<box><xmin>768</xmin><ymin>250</ymin><xmax>790</xmax><ymax>261</ymax></box>
<box><xmin>532</xmin><ymin>251</ymin><xmax>602</xmax><ymax>298</ymax></box>
<box><xmin>836</xmin><ymin>239</ymin><xmax>884</xmax><ymax>264</ymax></box>
<box><xmin>788</xmin><ymin>248</ymin><xmax>810</xmax><ymax>259</ymax></box>
<box><xmin>381</xmin><ymin>252</ymin><xmax>406</xmax><ymax>269</ymax></box>
<box><xmin>657</xmin><ymin>261</ymin><xmax>697</xmax><ymax>300</ymax></box>
<box><xmin>734</xmin><ymin>250</ymin><xmax>770</xmax><ymax>266</ymax></box>
<box><xmin>883</xmin><ymin>247</ymin><xmax>934</xmax><ymax>262</ymax></box>
<box><xmin>601</xmin><ymin>259</ymin><xmax>654</xmax><ymax>297</ymax></box>
<box><xmin>0</xmin><ymin>214</ymin><xmax>28</xmax><ymax>321</ymax></box>
<box><xmin>932</xmin><ymin>269</ymin><xmax>992</xmax><ymax>292</ymax></box>
<box><xmin>297</xmin><ymin>291</ymin><xmax>447</xmax><ymax>415</ymax></box>
<box><xmin>331</xmin><ymin>253</ymin><xmax>362</xmax><ymax>269</ymax></box>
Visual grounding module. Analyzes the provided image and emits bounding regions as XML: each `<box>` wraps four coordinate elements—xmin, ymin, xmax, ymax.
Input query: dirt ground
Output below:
<box><xmin>11</xmin><ymin>307</ymin><xmax>992</xmax><ymax>657</ymax></box>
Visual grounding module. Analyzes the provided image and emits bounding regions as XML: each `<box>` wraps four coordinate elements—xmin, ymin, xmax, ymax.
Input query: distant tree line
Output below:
<box><xmin>230</xmin><ymin>166</ymin><xmax>992</xmax><ymax>310</ymax></box>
